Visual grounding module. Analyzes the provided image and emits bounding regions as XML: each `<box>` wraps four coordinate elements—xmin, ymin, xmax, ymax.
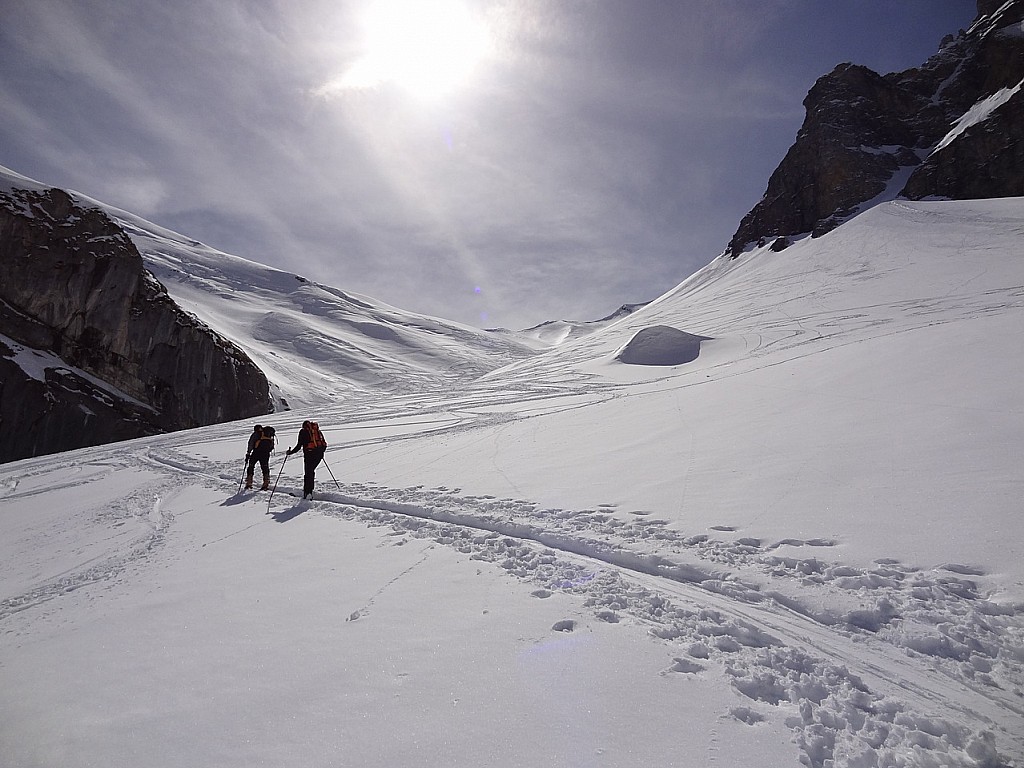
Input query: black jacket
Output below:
<box><xmin>289</xmin><ymin>427</ymin><xmax>311</xmax><ymax>455</ymax></box>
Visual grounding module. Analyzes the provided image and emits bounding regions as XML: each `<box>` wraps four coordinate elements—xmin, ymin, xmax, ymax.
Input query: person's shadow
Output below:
<box><xmin>268</xmin><ymin>502</ymin><xmax>307</xmax><ymax>523</ymax></box>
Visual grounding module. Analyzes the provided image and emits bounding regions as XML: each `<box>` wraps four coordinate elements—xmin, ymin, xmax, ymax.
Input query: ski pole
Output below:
<box><xmin>237</xmin><ymin>456</ymin><xmax>249</xmax><ymax>495</ymax></box>
<box><xmin>267</xmin><ymin>451</ymin><xmax>290</xmax><ymax>508</ymax></box>
<box><xmin>321</xmin><ymin>454</ymin><xmax>341</xmax><ymax>489</ymax></box>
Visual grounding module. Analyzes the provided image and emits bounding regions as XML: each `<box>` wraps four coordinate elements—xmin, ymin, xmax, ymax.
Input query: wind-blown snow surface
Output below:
<box><xmin>2</xmin><ymin>198</ymin><xmax>1023</xmax><ymax>767</ymax></box>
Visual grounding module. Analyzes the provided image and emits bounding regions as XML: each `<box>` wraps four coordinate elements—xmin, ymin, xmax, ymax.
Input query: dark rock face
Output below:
<box><xmin>902</xmin><ymin>88</ymin><xmax>1024</xmax><ymax>200</ymax></box>
<box><xmin>0</xmin><ymin>185</ymin><xmax>274</xmax><ymax>462</ymax></box>
<box><xmin>0</xmin><ymin>342</ymin><xmax>165</xmax><ymax>462</ymax></box>
<box><xmin>727</xmin><ymin>0</ymin><xmax>1024</xmax><ymax>257</ymax></box>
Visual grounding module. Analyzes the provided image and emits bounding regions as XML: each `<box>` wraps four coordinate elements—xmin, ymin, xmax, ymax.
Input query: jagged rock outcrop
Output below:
<box><xmin>727</xmin><ymin>0</ymin><xmax>1024</xmax><ymax>257</ymax></box>
<box><xmin>0</xmin><ymin>184</ymin><xmax>274</xmax><ymax>462</ymax></box>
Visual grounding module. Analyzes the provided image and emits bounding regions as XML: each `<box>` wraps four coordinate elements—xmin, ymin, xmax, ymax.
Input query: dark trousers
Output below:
<box><xmin>247</xmin><ymin>449</ymin><xmax>271</xmax><ymax>479</ymax></box>
<box><xmin>303</xmin><ymin>446</ymin><xmax>326</xmax><ymax>496</ymax></box>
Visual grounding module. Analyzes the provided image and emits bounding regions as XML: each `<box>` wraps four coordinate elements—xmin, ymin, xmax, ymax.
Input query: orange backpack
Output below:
<box><xmin>306</xmin><ymin>421</ymin><xmax>327</xmax><ymax>449</ymax></box>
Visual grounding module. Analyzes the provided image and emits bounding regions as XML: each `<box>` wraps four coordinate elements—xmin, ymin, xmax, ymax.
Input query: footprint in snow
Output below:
<box><xmin>941</xmin><ymin>563</ymin><xmax>985</xmax><ymax>576</ymax></box>
<box><xmin>666</xmin><ymin>657</ymin><xmax>704</xmax><ymax>674</ymax></box>
<box><xmin>729</xmin><ymin>706</ymin><xmax>765</xmax><ymax>725</ymax></box>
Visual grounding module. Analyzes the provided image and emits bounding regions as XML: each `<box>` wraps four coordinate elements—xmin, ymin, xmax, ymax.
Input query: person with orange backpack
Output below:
<box><xmin>286</xmin><ymin>420</ymin><xmax>328</xmax><ymax>500</ymax></box>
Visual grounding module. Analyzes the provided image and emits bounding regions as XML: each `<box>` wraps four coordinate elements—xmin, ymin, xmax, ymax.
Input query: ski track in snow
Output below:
<box><xmin>0</xmin><ymin>458</ymin><xmax>180</xmax><ymax>622</ymax></box>
<box><xmin>13</xmin><ymin>440</ymin><xmax>1015</xmax><ymax>768</ymax></box>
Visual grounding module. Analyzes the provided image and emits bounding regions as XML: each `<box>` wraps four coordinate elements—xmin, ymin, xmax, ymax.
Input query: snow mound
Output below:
<box><xmin>614</xmin><ymin>325</ymin><xmax>709</xmax><ymax>366</ymax></box>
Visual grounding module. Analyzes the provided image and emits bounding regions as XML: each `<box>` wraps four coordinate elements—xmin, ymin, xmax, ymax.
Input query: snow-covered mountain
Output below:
<box><xmin>10</xmin><ymin>0</ymin><xmax>1021</xmax><ymax>464</ymax></box>
<box><xmin>3</xmin><ymin>195</ymin><xmax>1022</xmax><ymax>768</ymax></box>
<box><xmin>727</xmin><ymin>0</ymin><xmax>1024</xmax><ymax>256</ymax></box>
<box><xmin>75</xmin><ymin>187</ymin><xmax>541</xmax><ymax>409</ymax></box>
<box><xmin>517</xmin><ymin>302</ymin><xmax>649</xmax><ymax>348</ymax></box>
<box><xmin>3</xmin><ymin>3</ymin><xmax>1024</xmax><ymax>763</ymax></box>
<box><xmin>0</xmin><ymin>164</ymin><xmax>541</xmax><ymax>461</ymax></box>
<box><xmin>0</xmin><ymin>168</ymin><xmax>275</xmax><ymax>462</ymax></box>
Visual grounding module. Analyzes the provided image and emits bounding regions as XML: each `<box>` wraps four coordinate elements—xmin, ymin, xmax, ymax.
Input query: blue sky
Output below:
<box><xmin>0</xmin><ymin>0</ymin><xmax>977</xmax><ymax>329</ymax></box>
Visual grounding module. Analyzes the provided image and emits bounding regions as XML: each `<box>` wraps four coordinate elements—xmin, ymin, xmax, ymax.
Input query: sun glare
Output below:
<box><xmin>338</xmin><ymin>0</ymin><xmax>490</xmax><ymax>99</ymax></box>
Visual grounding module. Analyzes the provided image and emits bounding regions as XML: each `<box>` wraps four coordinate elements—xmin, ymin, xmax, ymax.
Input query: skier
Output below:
<box><xmin>245</xmin><ymin>424</ymin><xmax>276</xmax><ymax>490</ymax></box>
<box><xmin>286</xmin><ymin>420</ymin><xmax>328</xmax><ymax>500</ymax></box>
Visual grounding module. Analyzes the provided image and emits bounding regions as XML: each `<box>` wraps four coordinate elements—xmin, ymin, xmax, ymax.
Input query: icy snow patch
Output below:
<box><xmin>1</xmin><ymin>333</ymin><xmax>52</xmax><ymax>382</ymax></box>
<box><xmin>934</xmin><ymin>79</ymin><xmax>1023</xmax><ymax>153</ymax></box>
<box><xmin>0</xmin><ymin>333</ymin><xmax>156</xmax><ymax>411</ymax></box>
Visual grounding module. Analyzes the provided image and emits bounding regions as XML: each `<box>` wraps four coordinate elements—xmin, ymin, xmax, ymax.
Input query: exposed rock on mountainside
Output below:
<box><xmin>0</xmin><ymin>184</ymin><xmax>273</xmax><ymax>462</ymax></box>
<box><xmin>727</xmin><ymin>0</ymin><xmax>1024</xmax><ymax>257</ymax></box>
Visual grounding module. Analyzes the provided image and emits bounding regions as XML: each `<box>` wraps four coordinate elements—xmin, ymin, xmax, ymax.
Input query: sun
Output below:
<box><xmin>338</xmin><ymin>0</ymin><xmax>490</xmax><ymax>100</ymax></box>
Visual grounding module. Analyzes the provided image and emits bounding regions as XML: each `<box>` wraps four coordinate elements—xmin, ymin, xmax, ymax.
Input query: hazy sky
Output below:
<box><xmin>0</xmin><ymin>0</ymin><xmax>977</xmax><ymax>330</ymax></box>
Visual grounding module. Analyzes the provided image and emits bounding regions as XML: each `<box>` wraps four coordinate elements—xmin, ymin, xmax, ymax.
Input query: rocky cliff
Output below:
<box><xmin>0</xmin><ymin>183</ymin><xmax>274</xmax><ymax>462</ymax></box>
<box><xmin>727</xmin><ymin>0</ymin><xmax>1024</xmax><ymax>257</ymax></box>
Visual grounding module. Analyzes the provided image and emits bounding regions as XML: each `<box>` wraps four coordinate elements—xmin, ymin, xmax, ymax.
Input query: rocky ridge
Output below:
<box><xmin>0</xmin><ymin>184</ymin><xmax>273</xmax><ymax>462</ymax></box>
<box><xmin>727</xmin><ymin>0</ymin><xmax>1024</xmax><ymax>256</ymax></box>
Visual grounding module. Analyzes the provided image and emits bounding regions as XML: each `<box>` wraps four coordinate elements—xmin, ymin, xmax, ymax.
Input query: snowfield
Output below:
<box><xmin>2</xmin><ymin>197</ymin><xmax>1023</xmax><ymax>767</ymax></box>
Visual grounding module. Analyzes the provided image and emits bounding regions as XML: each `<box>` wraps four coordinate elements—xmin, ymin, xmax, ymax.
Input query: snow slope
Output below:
<box><xmin>2</xmin><ymin>197</ymin><xmax>1023</xmax><ymax>767</ymax></box>
<box><xmin>0</xmin><ymin>164</ymin><xmax>537</xmax><ymax>412</ymax></box>
<box><xmin>518</xmin><ymin>303</ymin><xmax>650</xmax><ymax>348</ymax></box>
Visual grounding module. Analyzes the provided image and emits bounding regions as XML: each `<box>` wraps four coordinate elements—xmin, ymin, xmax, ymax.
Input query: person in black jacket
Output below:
<box><xmin>245</xmin><ymin>424</ymin><xmax>276</xmax><ymax>490</ymax></box>
<box><xmin>286</xmin><ymin>420</ymin><xmax>327</xmax><ymax>500</ymax></box>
